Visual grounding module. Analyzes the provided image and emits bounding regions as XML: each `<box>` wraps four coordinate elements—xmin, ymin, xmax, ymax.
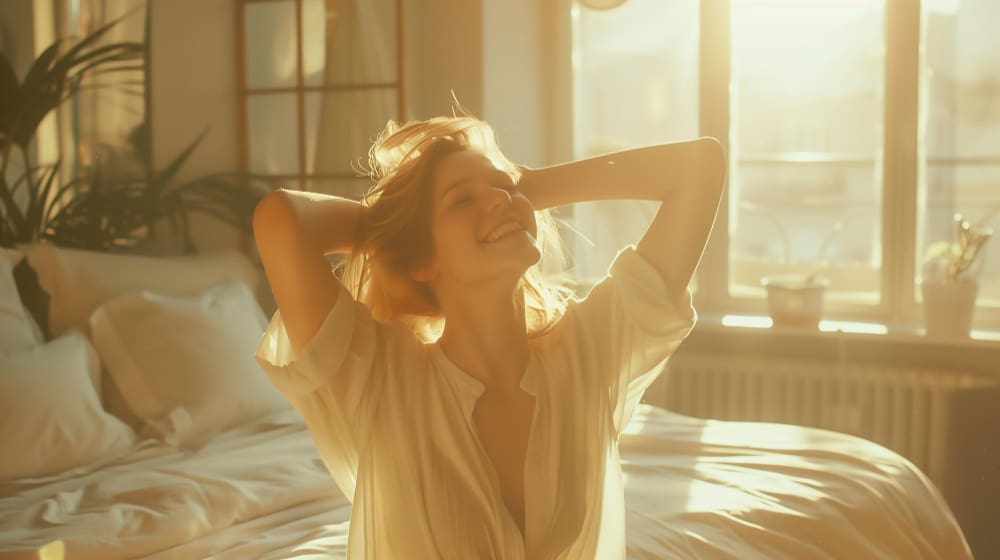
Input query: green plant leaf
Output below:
<box><xmin>922</xmin><ymin>241</ymin><xmax>953</xmax><ymax>264</ymax></box>
<box><xmin>151</xmin><ymin>129</ymin><xmax>209</xmax><ymax>191</ymax></box>
<box><xmin>30</xmin><ymin>161</ymin><xmax>62</xmax><ymax>233</ymax></box>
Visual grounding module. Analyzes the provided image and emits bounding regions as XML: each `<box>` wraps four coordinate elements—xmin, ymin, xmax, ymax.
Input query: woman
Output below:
<box><xmin>253</xmin><ymin>114</ymin><xmax>726</xmax><ymax>559</ymax></box>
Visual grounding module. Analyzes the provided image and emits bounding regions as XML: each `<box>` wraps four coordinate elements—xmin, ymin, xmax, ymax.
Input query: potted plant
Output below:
<box><xmin>920</xmin><ymin>212</ymin><xmax>994</xmax><ymax>338</ymax></box>
<box><xmin>0</xmin><ymin>12</ymin><xmax>269</xmax><ymax>255</ymax></box>
<box><xmin>761</xmin><ymin>272</ymin><xmax>829</xmax><ymax>328</ymax></box>
<box><xmin>759</xmin><ymin>219</ymin><xmax>847</xmax><ymax>329</ymax></box>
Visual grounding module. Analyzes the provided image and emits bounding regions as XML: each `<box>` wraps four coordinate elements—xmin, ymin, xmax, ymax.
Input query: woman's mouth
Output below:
<box><xmin>481</xmin><ymin>220</ymin><xmax>526</xmax><ymax>244</ymax></box>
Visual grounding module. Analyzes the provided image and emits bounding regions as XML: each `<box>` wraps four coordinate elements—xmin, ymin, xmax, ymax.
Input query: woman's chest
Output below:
<box><xmin>471</xmin><ymin>389</ymin><xmax>537</xmax><ymax>534</ymax></box>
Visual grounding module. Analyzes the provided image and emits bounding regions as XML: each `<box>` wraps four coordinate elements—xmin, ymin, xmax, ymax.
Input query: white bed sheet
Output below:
<box><xmin>0</xmin><ymin>405</ymin><xmax>970</xmax><ymax>559</ymax></box>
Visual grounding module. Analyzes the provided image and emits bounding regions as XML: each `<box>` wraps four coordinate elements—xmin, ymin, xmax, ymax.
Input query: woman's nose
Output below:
<box><xmin>487</xmin><ymin>186</ymin><xmax>513</xmax><ymax>212</ymax></box>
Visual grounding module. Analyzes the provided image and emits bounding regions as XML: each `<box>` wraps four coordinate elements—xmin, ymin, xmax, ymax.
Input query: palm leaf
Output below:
<box><xmin>151</xmin><ymin>130</ymin><xmax>209</xmax><ymax>192</ymax></box>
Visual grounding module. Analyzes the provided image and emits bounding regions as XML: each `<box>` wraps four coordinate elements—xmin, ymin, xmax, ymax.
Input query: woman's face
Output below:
<box><xmin>416</xmin><ymin>149</ymin><xmax>540</xmax><ymax>288</ymax></box>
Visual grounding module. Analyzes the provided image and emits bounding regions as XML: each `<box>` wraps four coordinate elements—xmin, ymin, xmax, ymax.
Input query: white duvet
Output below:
<box><xmin>0</xmin><ymin>404</ymin><xmax>970</xmax><ymax>559</ymax></box>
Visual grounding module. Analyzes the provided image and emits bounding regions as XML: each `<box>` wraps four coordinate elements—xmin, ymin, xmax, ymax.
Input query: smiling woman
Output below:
<box><xmin>250</xmin><ymin>100</ymin><xmax>728</xmax><ymax>556</ymax></box>
<box><xmin>334</xmin><ymin>115</ymin><xmax>575</xmax><ymax>346</ymax></box>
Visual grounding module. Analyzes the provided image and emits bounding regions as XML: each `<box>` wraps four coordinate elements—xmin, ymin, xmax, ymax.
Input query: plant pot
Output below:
<box><xmin>921</xmin><ymin>278</ymin><xmax>978</xmax><ymax>338</ymax></box>
<box><xmin>761</xmin><ymin>274</ymin><xmax>828</xmax><ymax>328</ymax></box>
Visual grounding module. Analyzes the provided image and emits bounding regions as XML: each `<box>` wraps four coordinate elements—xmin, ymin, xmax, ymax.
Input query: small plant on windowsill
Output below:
<box><xmin>920</xmin><ymin>212</ymin><xmax>994</xmax><ymax>338</ymax></box>
<box><xmin>760</xmin><ymin>220</ymin><xmax>847</xmax><ymax>329</ymax></box>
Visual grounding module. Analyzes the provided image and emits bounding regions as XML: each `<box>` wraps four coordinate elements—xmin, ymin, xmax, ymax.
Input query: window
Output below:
<box><xmin>238</xmin><ymin>0</ymin><xmax>404</xmax><ymax>198</ymax></box>
<box><xmin>729</xmin><ymin>0</ymin><xmax>885</xmax><ymax>304</ymax></box>
<box><xmin>920</xmin><ymin>0</ymin><xmax>1000</xmax><ymax>305</ymax></box>
<box><xmin>569</xmin><ymin>0</ymin><xmax>701</xmax><ymax>285</ymax></box>
<box><xmin>572</xmin><ymin>0</ymin><xmax>1000</xmax><ymax>329</ymax></box>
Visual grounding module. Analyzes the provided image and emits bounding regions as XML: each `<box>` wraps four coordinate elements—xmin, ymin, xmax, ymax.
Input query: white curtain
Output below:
<box><xmin>311</xmin><ymin>0</ymin><xmax>397</xmax><ymax>182</ymax></box>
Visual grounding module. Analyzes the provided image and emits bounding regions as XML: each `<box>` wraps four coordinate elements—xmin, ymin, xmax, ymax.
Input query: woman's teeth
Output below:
<box><xmin>485</xmin><ymin>222</ymin><xmax>523</xmax><ymax>243</ymax></box>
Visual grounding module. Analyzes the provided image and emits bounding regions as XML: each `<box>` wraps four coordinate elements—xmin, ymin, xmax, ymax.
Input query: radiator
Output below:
<box><xmin>647</xmin><ymin>353</ymin><xmax>1000</xmax><ymax>489</ymax></box>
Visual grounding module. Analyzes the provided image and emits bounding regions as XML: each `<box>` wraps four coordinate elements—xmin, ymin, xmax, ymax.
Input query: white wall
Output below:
<box><xmin>407</xmin><ymin>0</ymin><xmax>566</xmax><ymax>168</ymax></box>
<box><xmin>0</xmin><ymin>0</ymin><xmax>37</xmax><ymax>81</ymax></box>
<box><xmin>149</xmin><ymin>0</ymin><xmax>244</xmax><ymax>254</ymax></box>
<box><xmin>149</xmin><ymin>1</ymin><xmax>241</xmax><ymax>178</ymax></box>
<box><xmin>405</xmin><ymin>0</ymin><xmax>484</xmax><ymax>119</ymax></box>
<box><xmin>482</xmin><ymin>0</ymin><xmax>546</xmax><ymax>168</ymax></box>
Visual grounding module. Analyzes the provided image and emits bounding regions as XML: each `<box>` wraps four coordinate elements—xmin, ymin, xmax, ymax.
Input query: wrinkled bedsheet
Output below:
<box><xmin>0</xmin><ymin>405</ymin><xmax>970</xmax><ymax>559</ymax></box>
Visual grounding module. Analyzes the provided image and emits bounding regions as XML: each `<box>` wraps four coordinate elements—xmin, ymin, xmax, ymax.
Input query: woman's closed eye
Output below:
<box><xmin>452</xmin><ymin>186</ymin><xmax>512</xmax><ymax>207</ymax></box>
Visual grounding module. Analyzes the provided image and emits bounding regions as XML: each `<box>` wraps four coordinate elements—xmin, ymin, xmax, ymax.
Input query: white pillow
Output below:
<box><xmin>0</xmin><ymin>249</ymin><xmax>44</xmax><ymax>351</ymax></box>
<box><xmin>0</xmin><ymin>330</ymin><xmax>135</xmax><ymax>481</ymax></box>
<box><xmin>88</xmin><ymin>280</ymin><xmax>289</xmax><ymax>449</ymax></box>
<box><xmin>24</xmin><ymin>243</ymin><xmax>261</xmax><ymax>339</ymax></box>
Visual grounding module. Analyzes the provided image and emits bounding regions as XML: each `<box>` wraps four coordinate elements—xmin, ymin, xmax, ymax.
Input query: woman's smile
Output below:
<box><xmin>481</xmin><ymin>229</ymin><xmax>534</xmax><ymax>247</ymax></box>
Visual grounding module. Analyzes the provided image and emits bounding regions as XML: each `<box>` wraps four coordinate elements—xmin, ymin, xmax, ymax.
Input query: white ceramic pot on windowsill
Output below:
<box><xmin>761</xmin><ymin>274</ymin><xmax>829</xmax><ymax>329</ymax></box>
<box><xmin>920</xmin><ymin>278</ymin><xmax>978</xmax><ymax>338</ymax></box>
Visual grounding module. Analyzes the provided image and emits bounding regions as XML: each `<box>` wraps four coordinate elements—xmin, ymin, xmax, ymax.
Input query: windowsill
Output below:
<box><xmin>694</xmin><ymin>311</ymin><xmax>1000</xmax><ymax>348</ymax></box>
<box><xmin>681</xmin><ymin>312</ymin><xmax>1000</xmax><ymax>377</ymax></box>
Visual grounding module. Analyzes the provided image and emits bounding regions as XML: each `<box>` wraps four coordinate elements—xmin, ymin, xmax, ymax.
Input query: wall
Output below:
<box><xmin>0</xmin><ymin>0</ymin><xmax>37</xmax><ymax>81</ymax></box>
<box><xmin>0</xmin><ymin>0</ymin><xmax>58</xmax><ymax>168</ymax></box>
<box><xmin>405</xmin><ymin>0</ymin><xmax>484</xmax><ymax>119</ymax></box>
<box><xmin>482</xmin><ymin>0</ymin><xmax>546</xmax><ymax>168</ymax></box>
<box><xmin>148</xmin><ymin>0</ymin><xmax>244</xmax><ymax>254</ymax></box>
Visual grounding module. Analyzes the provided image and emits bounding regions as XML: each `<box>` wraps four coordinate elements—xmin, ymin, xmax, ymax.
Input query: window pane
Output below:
<box><xmin>301</xmin><ymin>0</ymin><xmax>398</xmax><ymax>87</ymax></box>
<box><xmin>244</xmin><ymin>0</ymin><xmax>298</xmax><ymax>89</ymax></box>
<box><xmin>729</xmin><ymin>0</ymin><xmax>885</xmax><ymax>302</ymax></box>
<box><xmin>247</xmin><ymin>93</ymin><xmax>300</xmax><ymax>175</ymax></box>
<box><xmin>920</xmin><ymin>165</ymin><xmax>1000</xmax><ymax>304</ymax></box>
<box><xmin>924</xmin><ymin>0</ymin><xmax>1000</xmax><ymax>159</ymax></box>
<box><xmin>304</xmin><ymin>90</ymin><xmax>398</xmax><ymax>175</ymax></box>
<box><xmin>919</xmin><ymin>1</ymin><xmax>1000</xmax><ymax>307</ymax></box>
<box><xmin>570</xmin><ymin>0</ymin><xmax>701</xmax><ymax>281</ymax></box>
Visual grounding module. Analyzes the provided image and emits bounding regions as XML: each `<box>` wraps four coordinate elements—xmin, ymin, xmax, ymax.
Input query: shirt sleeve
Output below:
<box><xmin>253</xmin><ymin>279</ymin><xmax>413</xmax><ymax>500</ymax></box>
<box><xmin>556</xmin><ymin>244</ymin><xmax>697</xmax><ymax>437</ymax></box>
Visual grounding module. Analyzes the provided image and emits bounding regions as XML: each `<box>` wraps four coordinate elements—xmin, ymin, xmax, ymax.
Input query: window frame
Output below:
<box><xmin>572</xmin><ymin>0</ymin><xmax>1000</xmax><ymax>331</ymax></box>
<box><xmin>235</xmin><ymin>0</ymin><xmax>406</xmax><ymax>195</ymax></box>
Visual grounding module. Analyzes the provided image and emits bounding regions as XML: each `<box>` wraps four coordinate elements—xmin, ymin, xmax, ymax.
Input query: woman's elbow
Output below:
<box><xmin>689</xmin><ymin>138</ymin><xmax>727</xmax><ymax>194</ymax></box>
<box><xmin>253</xmin><ymin>190</ymin><xmax>297</xmax><ymax>249</ymax></box>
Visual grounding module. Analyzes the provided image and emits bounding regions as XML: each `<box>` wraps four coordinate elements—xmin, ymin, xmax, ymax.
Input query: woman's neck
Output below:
<box><xmin>437</xmin><ymin>285</ymin><xmax>530</xmax><ymax>397</ymax></box>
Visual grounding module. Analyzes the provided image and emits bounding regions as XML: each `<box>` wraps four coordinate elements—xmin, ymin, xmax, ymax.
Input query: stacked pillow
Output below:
<box><xmin>89</xmin><ymin>280</ymin><xmax>289</xmax><ymax>449</ymax></box>
<box><xmin>1</xmin><ymin>248</ymin><xmax>133</xmax><ymax>481</ymax></box>
<box><xmin>24</xmin><ymin>244</ymin><xmax>262</xmax><ymax>339</ymax></box>
<box><xmin>0</xmin><ymin>329</ymin><xmax>135</xmax><ymax>480</ymax></box>
<box><xmin>1</xmin><ymin>243</ymin><xmax>288</xmax><ymax>480</ymax></box>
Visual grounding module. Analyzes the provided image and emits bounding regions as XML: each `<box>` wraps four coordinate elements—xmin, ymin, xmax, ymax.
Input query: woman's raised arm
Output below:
<box><xmin>252</xmin><ymin>189</ymin><xmax>365</xmax><ymax>357</ymax></box>
<box><xmin>516</xmin><ymin>138</ymin><xmax>727</xmax><ymax>300</ymax></box>
<box><xmin>258</xmin><ymin>188</ymin><xmax>365</xmax><ymax>256</ymax></box>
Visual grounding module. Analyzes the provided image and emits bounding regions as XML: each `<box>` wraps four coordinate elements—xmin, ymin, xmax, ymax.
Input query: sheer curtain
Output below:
<box><xmin>311</xmin><ymin>0</ymin><xmax>397</xmax><ymax>184</ymax></box>
<box><xmin>244</xmin><ymin>2</ymin><xmax>299</xmax><ymax>176</ymax></box>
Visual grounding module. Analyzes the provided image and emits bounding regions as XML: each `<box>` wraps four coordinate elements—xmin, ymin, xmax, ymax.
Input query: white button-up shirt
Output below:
<box><xmin>254</xmin><ymin>245</ymin><xmax>696</xmax><ymax>559</ymax></box>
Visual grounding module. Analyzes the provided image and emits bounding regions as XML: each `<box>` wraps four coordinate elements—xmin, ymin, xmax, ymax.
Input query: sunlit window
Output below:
<box><xmin>572</xmin><ymin>0</ymin><xmax>1000</xmax><ymax>328</ymax></box>
<box><xmin>570</xmin><ymin>0</ymin><xmax>701</xmax><ymax>281</ymax></box>
<box><xmin>729</xmin><ymin>0</ymin><xmax>885</xmax><ymax>303</ymax></box>
<box><xmin>919</xmin><ymin>0</ymin><xmax>1000</xmax><ymax>305</ymax></box>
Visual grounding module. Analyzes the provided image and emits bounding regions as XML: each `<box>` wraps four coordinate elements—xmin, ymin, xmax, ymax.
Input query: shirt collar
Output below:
<box><xmin>428</xmin><ymin>342</ymin><xmax>539</xmax><ymax>420</ymax></box>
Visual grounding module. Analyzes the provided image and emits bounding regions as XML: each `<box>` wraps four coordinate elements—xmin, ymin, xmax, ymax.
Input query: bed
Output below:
<box><xmin>0</xmin><ymin>244</ymin><xmax>972</xmax><ymax>559</ymax></box>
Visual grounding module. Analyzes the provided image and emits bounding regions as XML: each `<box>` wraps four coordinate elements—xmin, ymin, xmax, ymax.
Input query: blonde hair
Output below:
<box><xmin>334</xmin><ymin>112</ymin><xmax>575</xmax><ymax>343</ymax></box>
